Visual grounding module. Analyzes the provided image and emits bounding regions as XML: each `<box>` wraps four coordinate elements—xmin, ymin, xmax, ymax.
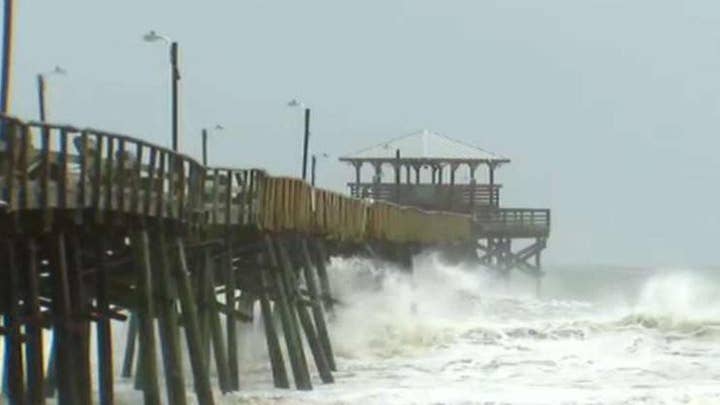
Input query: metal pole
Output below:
<box><xmin>301</xmin><ymin>107</ymin><xmax>310</xmax><ymax>180</ymax></box>
<box><xmin>170</xmin><ymin>42</ymin><xmax>180</xmax><ymax>152</ymax></box>
<box><xmin>37</xmin><ymin>74</ymin><xmax>46</xmax><ymax>121</ymax></box>
<box><xmin>202</xmin><ymin>128</ymin><xmax>208</xmax><ymax>166</ymax></box>
<box><xmin>311</xmin><ymin>155</ymin><xmax>317</xmax><ymax>186</ymax></box>
<box><xmin>0</xmin><ymin>0</ymin><xmax>15</xmax><ymax>127</ymax></box>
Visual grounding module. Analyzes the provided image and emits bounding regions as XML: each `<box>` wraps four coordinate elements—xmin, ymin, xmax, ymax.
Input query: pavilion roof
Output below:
<box><xmin>339</xmin><ymin>129</ymin><xmax>509</xmax><ymax>164</ymax></box>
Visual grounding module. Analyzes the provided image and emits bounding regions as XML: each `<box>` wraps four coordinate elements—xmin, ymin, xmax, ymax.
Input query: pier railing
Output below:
<box><xmin>0</xmin><ymin>114</ymin><xmax>548</xmax><ymax>242</ymax></box>
<box><xmin>473</xmin><ymin>208</ymin><xmax>551</xmax><ymax>238</ymax></box>
<box><xmin>0</xmin><ymin>115</ymin><xmax>206</xmax><ymax>228</ymax></box>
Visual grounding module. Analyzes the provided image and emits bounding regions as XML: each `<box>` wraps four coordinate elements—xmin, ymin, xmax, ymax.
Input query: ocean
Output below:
<box><xmin>5</xmin><ymin>254</ymin><xmax>720</xmax><ymax>404</ymax></box>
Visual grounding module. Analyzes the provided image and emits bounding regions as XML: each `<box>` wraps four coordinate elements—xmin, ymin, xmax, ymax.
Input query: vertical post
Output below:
<box><xmin>0</xmin><ymin>0</ymin><xmax>14</xmax><ymax>125</ymax></box>
<box><xmin>202</xmin><ymin>128</ymin><xmax>208</xmax><ymax>166</ymax></box>
<box><xmin>37</xmin><ymin>74</ymin><xmax>46</xmax><ymax>121</ymax></box>
<box><xmin>352</xmin><ymin>161</ymin><xmax>362</xmax><ymax>197</ymax></box>
<box><xmin>203</xmin><ymin>248</ymin><xmax>232</xmax><ymax>393</ymax></box>
<box><xmin>311</xmin><ymin>155</ymin><xmax>317</xmax><ymax>186</ymax></box>
<box><xmin>133</xmin><ymin>230</ymin><xmax>161</xmax><ymax>405</ymax></box>
<box><xmin>488</xmin><ymin>163</ymin><xmax>496</xmax><ymax>207</ymax></box>
<box><xmin>469</xmin><ymin>163</ymin><xmax>477</xmax><ymax>211</ymax></box>
<box><xmin>312</xmin><ymin>240</ymin><xmax>334</xmax><ymax>313</ymax></box>
<box><xmin>394</xmin><ymin>149</ymin><xmax>401</xmax><ymax>203</ymax></box>
<box><xmin>52</xmin><ymin>233</ymin><xmax>79</xmax><ymax>404</ymax></box>
<box><xmin>121</xmin><ymin>315</ymin><xmax>138</xmax><ymax>378</ymax></box>
<box><xmin>173</xmin><ymin>237</ymin><xmax>215</xmax><ymax>405</ymax></box>
<box><xmin>535</xmin><ymin>246</ymin><xmax>542</xmax><ymax>298</ymax></box>
<box><xmin>3</xmin><ymin>239</ymin><xmax>24</xmax><ymax>403</ymax></box>
<box><xmin>154</xmin><ymin>231</ymin><xmax>188</xmax><ymax>405</ymax></box>
<box><xmin>300</xmin><ymin>238</ymin><xmax>337</xmax><ymax>371</ymax></box>
<box><xmin>69</xmin><ymin>234</ymin><xmax>92</xmax><ymax>405</ymax></box>
<box><xmin>264</xmin><ymin>235</ymin><xmax>312</xmax><ymax>390</ymax></box>
<box><xmin>302</xmin><ymin>107</ymin><xmax>311</xmax><ymax>180</ymax></box>
<box><xmin>224</xmin><ymin>238</ymin><xmax>240</xmax><ymax>389</ymax></box>
<box><xmin>171</xmin><ymin>41</ymin><xmax>180</xmax><ymax>152</ymax></box>
<box><xmin>257</xmin><ymin>253</ymin><xmax>290</xmax><ymax>388</ymax></box>
<box><xmin>96</xmin><ymin>236</ymin><xmax>114</xmax><ymax>405</ymax></box>
<box><xmin>25</xmin><ymin>238</ymin><xmax>46</xmax><ymax>405</ymax></box>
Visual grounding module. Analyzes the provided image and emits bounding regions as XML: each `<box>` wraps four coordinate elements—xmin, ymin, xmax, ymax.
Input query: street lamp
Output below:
<box><xmin>37</xmin><ymin>65</ymin><xmax>67</xmax><ymax>122</ymax></box>
<box><xmin>311</xmin><ymin>153</ymin><xmax>329</xmax><ymax>187</ymax></box>
<box><xmin>287</xmin><ymin>98</ymin><xmax>311</xmax><ymax>181</ymax></box>
<box><xmin>201</xmin><ymin>124</ymin><xmax>224</xmax><ymax>166</ymax></box>
<box><xmin>143</xmin><ymin>30</ymin><xmax>180</xmax><ymax>152</ymax></box>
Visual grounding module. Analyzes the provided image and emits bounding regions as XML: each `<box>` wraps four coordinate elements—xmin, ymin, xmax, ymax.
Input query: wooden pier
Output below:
<box><xmin>0</xmin><ymin>117</ymin><xmax>549</xmax><ymax>404</ymax></box>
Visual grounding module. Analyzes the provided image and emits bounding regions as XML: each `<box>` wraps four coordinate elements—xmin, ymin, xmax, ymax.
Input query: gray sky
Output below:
<box><xmin>8</xmin><ymin>1</ymin><xmax>720</xmax><ymax>267</ymax></box>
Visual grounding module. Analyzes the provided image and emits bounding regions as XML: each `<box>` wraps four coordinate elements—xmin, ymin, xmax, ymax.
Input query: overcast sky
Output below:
<box><xmin>7</xmin><ymin>1</ymin><xmax>720</xmax><ymax>267</ymax></box>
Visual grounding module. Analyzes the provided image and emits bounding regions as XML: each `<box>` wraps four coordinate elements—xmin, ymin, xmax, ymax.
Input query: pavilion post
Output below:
<box><xmin>489</xmin><ymin>163</ymin><xmax>496</xmax><ymax>207</ymax></box>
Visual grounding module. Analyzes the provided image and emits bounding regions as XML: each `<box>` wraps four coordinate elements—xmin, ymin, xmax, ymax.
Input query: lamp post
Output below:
<box><xmin>36</xmin><ymin>66</ymin><xmax>67</xmax><ymax>122</ymax></box>
<box><xmin>143</xmin><ymin>30</ymin><xmax>180</xmax><ymax>152</ymax></box>
<box><xmin>288</xmin><ymin>99</ymin><xmax>311</xmax><ymax>181</ymax></box>
<box><xmin>201</xmin><ymin>124</ymin><xmax>224</xmax><ymax>166</ymax></box>
<box><xmin>0</xmin><ymin>0</ymin><xmax>14</xmax><ymax>120</ymax></box>
<box><xmin>310</xmin><ymin>153</ymin><xmax>329</xmax><ymax>187</ymax></box>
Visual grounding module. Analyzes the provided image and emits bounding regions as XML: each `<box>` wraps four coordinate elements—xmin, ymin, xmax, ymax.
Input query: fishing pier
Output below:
<box><xmin>0</xmin><ymin>116</ymin><xmax>549</xmax><ymax>404</ymax></box>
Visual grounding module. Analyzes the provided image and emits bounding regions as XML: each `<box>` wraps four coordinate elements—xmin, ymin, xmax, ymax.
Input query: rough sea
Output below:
<box><xmin>5</xmin><ymin>254</ymin><xmax>720</xmax><ymax>404</ymax></box>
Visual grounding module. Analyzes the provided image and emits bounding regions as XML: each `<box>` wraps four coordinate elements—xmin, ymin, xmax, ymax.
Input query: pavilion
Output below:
<box><xmin>339</xmin><ymin>129</ymin><xmax>509</xmax><ymax>213</ymax></box>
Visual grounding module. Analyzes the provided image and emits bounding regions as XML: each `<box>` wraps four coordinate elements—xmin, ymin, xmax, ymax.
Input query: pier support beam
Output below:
<box><xmin>300</xmin><ymin>238</ymin><xmax>337</xmax><ymax>371</ymax></box>
<box><xmin>95</xmin><ymin>235</ymin><xmax>114</xmax><ymax>405</ymax></box>
<box><xmin>155</xmin><ymin>230</ymin><xmax>188</xmax><ymax>405</ymax></box>
<box><xmin>257</xmin><ymin>253</ymin><xmax>290</xmax><ymax>389</ymax></box>
<box><xmin>264</xmin><ymin>234</ymin><xmax>312</xmax><ymax>390</ymax></box>
<box><xmin>25</xmin><ymin>237</ymin><xmax>45</xmax><ymax>405</ymax></box>
<box><xmin>132</xmin><ymin>230</ymin><xmax>161</xmax><ymax>405</ymax></box>
<box><xmin>173</xmin><ymin>236</ymin><xmax>216</xmax><ymax>405</ymax></box>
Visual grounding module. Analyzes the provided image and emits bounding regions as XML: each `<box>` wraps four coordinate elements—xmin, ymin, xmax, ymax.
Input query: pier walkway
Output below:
<box><xmin>0</xmin><ymin>114</ymin><xmax>550</xmax><ymax>405</ymax></box>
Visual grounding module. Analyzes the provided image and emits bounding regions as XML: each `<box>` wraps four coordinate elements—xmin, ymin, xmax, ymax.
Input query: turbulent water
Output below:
<box><xmin>222</xmin><ymin>255</ymin><xmax>720</xmax><ymax>405</ymax></box>
<box><xmin>5</xmin><ymin>254</ymin><xmax>720</xmax><ymax>404</ymax></box>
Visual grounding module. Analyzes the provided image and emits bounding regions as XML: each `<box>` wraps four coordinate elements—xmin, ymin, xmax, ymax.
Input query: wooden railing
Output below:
<box><xmin>348</xmin><ymin>182</ymin><xmax>501</xmax><ymax>212</ymax></box>
<box><xmin>203</xmin><ymin>167</ymin><xmax>264</xmax><ymax>226</ymax></box>
<box><xmin>473</xmin><ymin>208</ymin><xmax>551</xmax><ymax>238</ymax></box>
<box><xmin>0</xmin><ymin>115</ymin><xmax>206</xmax><ymax>228</ymax></box>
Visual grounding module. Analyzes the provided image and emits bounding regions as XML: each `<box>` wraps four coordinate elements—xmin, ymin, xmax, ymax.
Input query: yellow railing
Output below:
<box><xmin>256</xmin><ymin>176</ymin><xmax>473</xmax><ymax>244</ymax></box>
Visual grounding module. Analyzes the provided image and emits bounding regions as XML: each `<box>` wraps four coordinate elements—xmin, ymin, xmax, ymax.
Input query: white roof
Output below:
<box><xmin>340</xmin><ymin>129</ymin><xmax>508</xmax><ymax>162</ymax></box>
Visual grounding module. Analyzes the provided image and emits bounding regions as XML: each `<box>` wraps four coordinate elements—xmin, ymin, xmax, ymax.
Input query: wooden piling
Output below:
<box><xmin>95</xmin><ymin>235</ymin><xmax>114</xmax><ymax>405</ymax></box>
<box><xmin>69</xmin><ymin>233</ymin><xmax>92</xmax><ymax>405</ymax></box>
<box><xmin>132</xmin><ymin>230</ymin><xmax>161</xmax><ymax>405</ymax></box>
<box><xmin>155</xmin><ymin>231</ymin><xmax>188</xmax><ymax>405</ymax></box>
<box><xmin>264</xmin><ymin>235</ymin><xmax>312</xmax><ymax>390</ymax></box>
<box><xmin>3</xmin><ymin>238</ymin><xmax>25</xmax><ymax>404</ymax></box>
<box><xmin>300</xmin><ymin>238</ymin><xmax>336</xmax><ymax>371</ymax></box>
<box><xmin>257</xmin><ymin>254</ymin><xmax>290</xmax><ymax>389</ymax></box>
<box><xmin>278</xmin><ymin>239</ymin><xmax>333</xmax><ymax>383</ymax></box>
<box><xmin>52</xmin><ymin>233</ymin><xmax>79</xmax><ymax>404</ymax></box>
<box><xmin>312</xmin><ymin>240</ymin><xmax>334</xmax><ymax>313</ymax></box>
<box><xmin>203</xmin><ymin>247</ymin><xmax>232</xmax><ymax>393</ymax></box>
<box><xmin>24</xmin><ymin>237</ymin><xmax>46</xmax><ymax>405</ymax></box>
<box><xmin>173</xmin><ymin>236</ymin><xmax>215</xmax><ymax>405</ymax></box>
<box><xmin>120</xmin><ymin>314</ymin><xmax>138</xmax><ymax>378</ymax></box>
<box><xmin>223</xmin><ymin>237</ymin><xmax>240</xmax><ymax>390</ymax></box>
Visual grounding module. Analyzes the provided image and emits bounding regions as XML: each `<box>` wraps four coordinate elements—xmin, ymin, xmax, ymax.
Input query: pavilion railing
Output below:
<box><xmin>473</xmin><ymin>208</ymin><xmax>551</xmax><ymax>238</ymax></box>
<box><xmin>347</xmin><ymin>182</ymin><xmax>501</xmax><ymax>211</ymax></box>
